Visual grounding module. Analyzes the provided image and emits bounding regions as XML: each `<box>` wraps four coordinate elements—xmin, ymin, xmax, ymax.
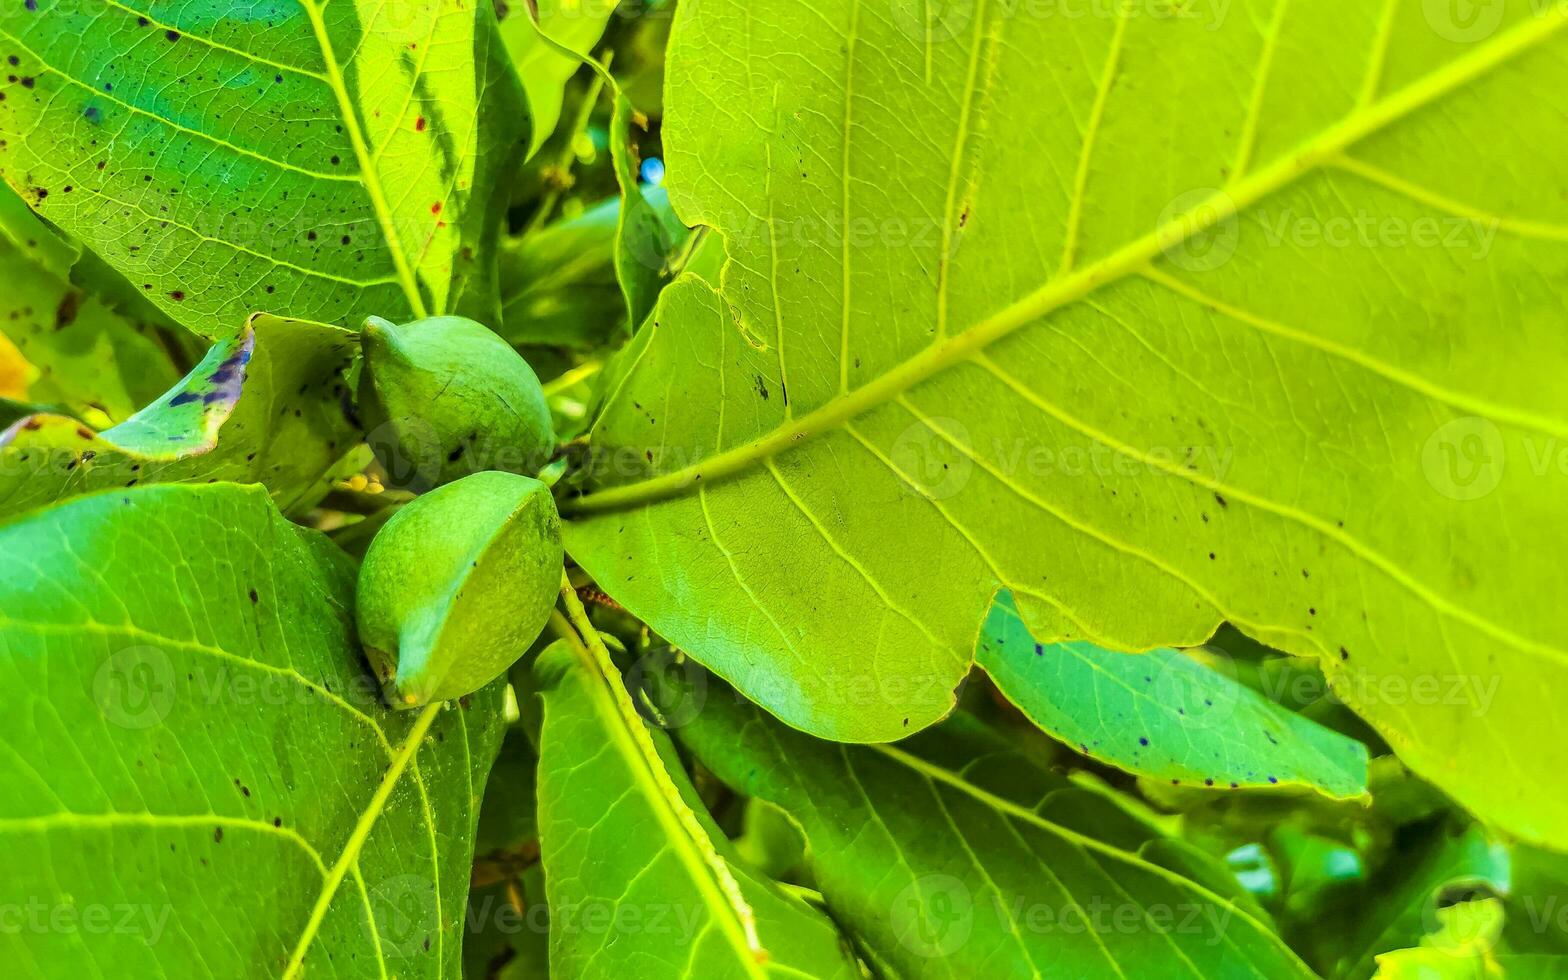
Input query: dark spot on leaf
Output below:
<box><xmin>1213</xmin><ymin>492</ymin><xmax>1228</xmax><ymax>508</ymax></box>
<box><xmin>213</xmin><ymin>826</ymin><xmax>223</xmax><ymax>842</ymax></box>
<box><xmin>415</xmin><ymin>116</ymin><xmax>426</xmax><ymax>132</ymax></box>
<box><xmin>169</xmin><ymin>290</ymin><xmax>185</xmax><ymax>301</ymax></box>
<box><xmin>54</xmin><ymin>291</ymin><xmax>79</xmax><ymax>329</ymax></box>
<box><xmin>166</xmin><ymin>29</ymin><xmax>180</xmax><ymax>42</ymax></box>
<box><xmin>1139</xmin><ymin>737</ymin><xmax>1149</xmax><ymax>746</ymax></box>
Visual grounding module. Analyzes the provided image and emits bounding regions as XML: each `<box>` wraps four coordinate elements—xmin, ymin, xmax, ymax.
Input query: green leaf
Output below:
<box><xmin>500</xmin><ymin>187</ymin><xmax>685</xmax><ymax>350</ymax></box>
<box><xmin>1338</xmin><ymin>822</ymin><xmax>1510</xmax><ymax>979</ymax></box>
<box><xmin>0</xmin><ymin>186</ymin><xmax>179</xmax><ymax>422</ymax></box>
<box><xmin>1373</xmin><ymin>900</ymin><xmax>1506</xmax><ymax>979</ymax></box>
<box><xmin>0</xmin><ymin>0</ymin><xmax>525</xmax><ymax>335</ymax></box>
<box><xmin>608</xmin><ymin>94</ymin><xmax>685</xmax><ymax>332</ymax></box>
<box><xmin>497</xmin><ymin>0</ymin><xmax>617</xmax><ymax>158</ymax></box>
<box><xmin>979</xmin><ymin>594</ymin><xmax>1369</xmax><ymax>798</ymax></box>
<box><xmin>1504</xmin><ymin>845</ymin><xmax>1568</xmax><ymax>956</ymax></box>
<box><xmin>500</xmin><ymin>196</ymin><xmax>627</xmax><ymax>349</ymax></box>
<box><xmin>530</xmin><ymin>640</ymin><xmax>862</xmax><ymax>978</ymax></box>
<box><xmin>663</xmin><ymin>669</ymin><xmax>1313</xmax><ymax>978</ymax></box>
<box><xmin>0</xmin><ymin>483</ymin><xmax>506</xmax><ymax>977</ymax></box>
<box><xmin>0</xmin><ymin>313</ymin><xmax>358</xmax><ymax>521</ymax></box>
<box><xmin>563</xmin><ymin>0</ymin><xmax>1568</xmax><ymax>847</ymax></box>
<box><xmin>474</xmin><ymin>728</ymin><xmax>540</xmax><ymax>862</ymax></box>
<box><xmin>464</xmin><ymin>730</ymin><xmax>547</xmax><ymax>980</ymax></box>
<box><xmin>0</xmin><ymin>175</ymin><xmax>77</xmax><ymax>276</ymax></box>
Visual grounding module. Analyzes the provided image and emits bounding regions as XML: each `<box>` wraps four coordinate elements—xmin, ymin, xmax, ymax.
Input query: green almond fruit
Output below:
<box><xmin>359</xmin><ymin>315</ymin><xmax>555</xmax><ymax>491</ymax></box>
<box><xmin>357</xmin><ymin>470</ymin><xmax>563</xmax><ymax>708</ymax></box>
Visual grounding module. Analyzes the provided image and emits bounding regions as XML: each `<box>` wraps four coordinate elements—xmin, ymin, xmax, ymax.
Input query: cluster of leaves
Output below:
<box><xmin>1</xmin><ymin>0</ymin><xmax>1565</xmax><ymax>977</ymax></box>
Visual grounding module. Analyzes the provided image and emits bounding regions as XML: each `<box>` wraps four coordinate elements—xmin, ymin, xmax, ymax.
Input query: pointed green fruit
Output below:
<box><xmin>357</xmin><ymin>471</ymin><xmax>563</xmax><ymax>708</ymax></box>
<box><xmin>359</xmin><ymin>315</ymin><xmax>555</xmax><ymax>490</ymax></box>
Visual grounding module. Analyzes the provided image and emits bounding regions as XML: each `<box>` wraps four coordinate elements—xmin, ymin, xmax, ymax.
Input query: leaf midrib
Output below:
<box><xmin>282</xmin><ymin>702</ymin><xmax>445</xmax><ymax>979</ymax></box>
<box><xmin>573</xmin><ymin>9</ymin><xmax>1566</xmax><ymax>518</ymax></box>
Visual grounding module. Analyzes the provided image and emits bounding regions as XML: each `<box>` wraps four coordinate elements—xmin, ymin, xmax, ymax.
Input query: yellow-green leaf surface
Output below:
<box><xmin>666</xmin><ymin>670</ymin><xmax>1314</xmax><ymax>978</ymax></box>
<box><xmin>532</xmin><ymin>639</ymin><xmax>861</xmax><ymax>978</ymax></box>
<box><xmin>0</xmin><ymin>483</ymin><xmax>506</xmax><ymax>977</ymax></box>
<box><xmin>0</xmin><ymin>313</ymin><xmax>357</xmax><ymax>520</ymax></box>
<box><xmin>979</xmin><ymin>595</ymin><xmax>1369</xmax><ymax>798</ymax></box>
<box><xmin>0</xmin><ymin>0</ymin><xmax>526</xmax><ymax>336</ymax></box>
<box><xmin>565</xmin><ymin>0</ymin><xmax>1568</xmax><ymax>847</ymax></box>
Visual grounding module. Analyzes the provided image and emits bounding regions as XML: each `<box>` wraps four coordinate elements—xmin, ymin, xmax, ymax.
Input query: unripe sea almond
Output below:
<box><xmin>357</xmin><ymin>471</ymin><xmax>563</xmax><ymax>707</ymax></box>
<box><xmin>359</xmin><ymin>315</ymin><xmax>555</xmax><ymax>491</ymax></box>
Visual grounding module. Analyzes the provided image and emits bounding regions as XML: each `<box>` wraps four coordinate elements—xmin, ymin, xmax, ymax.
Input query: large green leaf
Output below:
<box><xmin>530</xmin><ymin>639</ymin><xmax>861</xmax><ymax>978</ymax></box>
<box><xmin>0</xmin><ymin>313</ymin><xmax>358</xmax><ymax>521</ymax></box>
<box><xmin>0</xmin><ymin>483</ymin><xmax>506</xmax><ymax>976</ymax></box>
<box><xmin>659</xmin><ymin>668</ymin><xmax>1313</xmax><ymax>978</ymax></box>
<box><xmin>979</xmin><ymin>595</ymin><xmax>1369</xmax><ymax>798</ymax></box>
<box><xmin>0</xmin><ymin>0</ymin><xmax>525</xmax><ymax>336</ymax></box>
<box><xmin>564</xmin><ymin>0</ymin><xmax>1568</xmax><ymax>846</ymax></box>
